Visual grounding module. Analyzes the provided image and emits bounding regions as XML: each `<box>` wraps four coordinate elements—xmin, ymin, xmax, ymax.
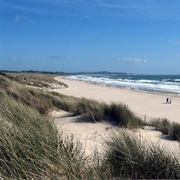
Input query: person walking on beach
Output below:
<box><xmin>166</xmin><ymin>97</ymin><xmax>169</xmax><ymax>104</ymax></box>
<box><xmin>169</xmin><ymin>97</ymin><xmax>172</xmax><ymax>104</ymax></box>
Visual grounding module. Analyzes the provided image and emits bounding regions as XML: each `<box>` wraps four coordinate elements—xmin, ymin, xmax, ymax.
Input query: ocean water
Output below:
<box><xmin>67</xmin><ymin>74</ymin><xmax>180</xmax><ymax>94</ymax></box>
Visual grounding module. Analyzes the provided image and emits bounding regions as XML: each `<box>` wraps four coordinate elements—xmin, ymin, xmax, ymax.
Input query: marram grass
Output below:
<box><xmin>149</xmin><ymin>118</ymin><xmax>180</xmax><ymax>142</ymax></box>
<box><xmin>0</xmin><ymin>95</ymin><xmax>111</xmax><ymax>179</ymax></box>
<box><xmin>0</xmin><ymin>95</ymin><xmax>85</xmax><ymax>179</ymax></box>
<box><xmin>1</xmin><ymin>73</ymin><xmax>180</xmax><ymax>179</ymax></box>
<box><xmin>103</xmin><ymin>130</ymin><xmax>180</xmax><ymax>179</ymax></box>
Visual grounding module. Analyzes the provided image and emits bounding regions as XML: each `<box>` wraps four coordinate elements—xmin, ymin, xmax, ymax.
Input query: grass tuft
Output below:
<box><xmin>103</xmin><ymin>130</ymin><xmax>180</xmax><ymax>179</ymax></box>
<box><xmin>150</xmin><ymin>118</ymin><xmax>180</xmax><ymax>141</ymax></box>
<box><xmin>0</xmin><ymin>95</ymin><xmax>87</xmax><ymax>179</ymax></box>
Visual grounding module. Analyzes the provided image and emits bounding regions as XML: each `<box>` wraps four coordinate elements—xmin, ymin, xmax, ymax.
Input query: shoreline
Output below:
<box><xmin>66</xmin><ymin>74</ymin><xmax>180</xmax><ymax>96</ymax></box>
<box><xmin>67</xmin><ymin>77</ymin><xmax>180</xmax><ymax>98</ymax></box>
<box><xmin>54</xmin><ymin>76</ymin><xmax>180</xmax><ymax>124</ymax></box>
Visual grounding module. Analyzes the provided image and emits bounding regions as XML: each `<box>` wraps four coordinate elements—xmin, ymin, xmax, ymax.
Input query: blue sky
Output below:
<box><xmin>1</xmin><ymin>0</ymin><xmax>180</xmax><ymax>74</ymax></box>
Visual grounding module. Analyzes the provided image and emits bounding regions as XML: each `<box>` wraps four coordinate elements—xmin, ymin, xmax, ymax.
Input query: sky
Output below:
<box><xmin>0</xmin><ymin>0</ymin><xmax>180</xmax><ymax>74</ymax></box>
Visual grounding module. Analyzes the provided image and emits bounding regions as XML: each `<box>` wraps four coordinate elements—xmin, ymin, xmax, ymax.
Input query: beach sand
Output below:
<box><xmin>54</xmin><ymin>76</ymin><xmax>180</xmax><ymax>123</ymax></box>
<box><xmin>52</xmin><ymin>110</ymin><xmax>180</xmax><ymax>157</ymax></box>
<box><xmin>51</xmin><ymin>76</ymin><xmax>180</xmax><ymax>157</ymax></box>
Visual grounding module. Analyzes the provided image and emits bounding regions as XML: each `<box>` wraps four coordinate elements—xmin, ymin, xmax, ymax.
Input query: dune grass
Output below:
<box><xmin>49</xmin><ymin>91</ymin><xmax>145</xmax><ymax>128</ymax></box>
<box><xmin>103</xmin><ymin>130</ymin><xmax>180</xmax><ymax>179</ymax></box>
<box><xmin>1</xmin><ymin>73</ymin><xmax>180</xmax><ymax>179</ymax></box>
<box><xmin>0</xmin><ymin>74</ymin><xmax>144</xmax><ymax>128</ymax></box>
<box><xmin>149</xmin><ymin>118</ymin><xmax>180</xmax><ymax>141</ymax></box>
<box><xmin>0</xmin><ymin>72</ymin><xmax>68</xmax><ymax>89</ymax></box>
<box><xmin>0</xmin><ymin>95</ymin><xmax>110</xmax><ymax>179</ymax></box>
<box><xmin>1</xmin><ymin>95</ymin><xmax>116</xmax><ymax>179</ymax></box>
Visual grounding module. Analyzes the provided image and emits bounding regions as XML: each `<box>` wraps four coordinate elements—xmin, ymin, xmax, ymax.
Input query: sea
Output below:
<box><xmin>66</xmin><ymin>73</ymin><xmax>180</xmax><ymax>95</ymax></box>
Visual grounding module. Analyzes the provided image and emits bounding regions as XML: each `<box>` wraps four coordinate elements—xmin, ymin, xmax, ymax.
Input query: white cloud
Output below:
<box><xmin>117</xmin><ymin>57</ymin><xmax>147</xmax><ymax>63</ymax></box>
<box><xmin>4</xmin><ymin>2</ymin><xmax>47</xmax><ymax>15</ymax></box>
<box><xmin>3</xmin><ymin>0</ymin><xmax>180</xmax><ymax>18</ymax></box>
<box><xmin>14</xmin><ymin>15</ymin><xmax>35</xmax><ymax>23</ymax></box>
<box><xmin>5</xmin><ymin>0</ymin><xmax>179</xmax><ymax>19</ymax></box>
<box><xmin>97</xmin><ymin>0</ymin><xmax>170</xmax><ymax>18</ymax></box>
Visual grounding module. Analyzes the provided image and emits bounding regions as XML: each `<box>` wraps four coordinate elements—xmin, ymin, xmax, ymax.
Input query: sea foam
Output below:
<box><xmin>67</xmin><ymin>74</ymin><xmax>180</xmax><ymax>94</ymax></box>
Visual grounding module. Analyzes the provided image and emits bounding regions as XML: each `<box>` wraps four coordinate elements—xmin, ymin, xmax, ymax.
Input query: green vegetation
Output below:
<box><xmin>103</xmin><ymin>130</ymin><xmax>180</xmax><ymax>179</ymax></box>
<box><xmin>0</xmin><ymin>73</ymin><xmax>180</xmax><ymax>179</ymax></box>
<box><xmin>0</xmin><ymin>95</ymin><xmax>109</xmax><ymax>179</ymax></box>
<box><xmin>0</xmin><ymin>73</ymin><xmax>144</xmax><ymax>127</ymax></box>
<box><xmin>0</xmin><ymin>72</ymin><xmax>68</xmax><ymax>89</ymax></box>
<box><xmin>49</xmin><ymin>95</ymin><xmax>145</xmax><ymax>128</ymax></box>
<box><xmin>149</xmin><ymin>118</ymin><xmax>180</xmax><ymax>141</ymax></box>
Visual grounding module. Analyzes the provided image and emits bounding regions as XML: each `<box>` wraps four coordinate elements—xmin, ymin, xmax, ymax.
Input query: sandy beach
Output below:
<box><xmin>52</xmin><ymin>110</ymin><xmax>180</xmax><ymax>158</ymax></box>
<box><xmin>50</xmin><ymin>76</ymin><xmax>180</xmax><ymax>158</ymax></box>
<box><xmin>54</xmin><ymin>76</ymin><xmax>180</xmax><ymax>124</ymax></box>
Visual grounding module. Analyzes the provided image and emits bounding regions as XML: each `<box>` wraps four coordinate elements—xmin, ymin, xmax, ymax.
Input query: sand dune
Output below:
<box><xmin>52</xmin><ymin>110</ymin><xmax>180</xmax><ymax>158</ymax></box>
